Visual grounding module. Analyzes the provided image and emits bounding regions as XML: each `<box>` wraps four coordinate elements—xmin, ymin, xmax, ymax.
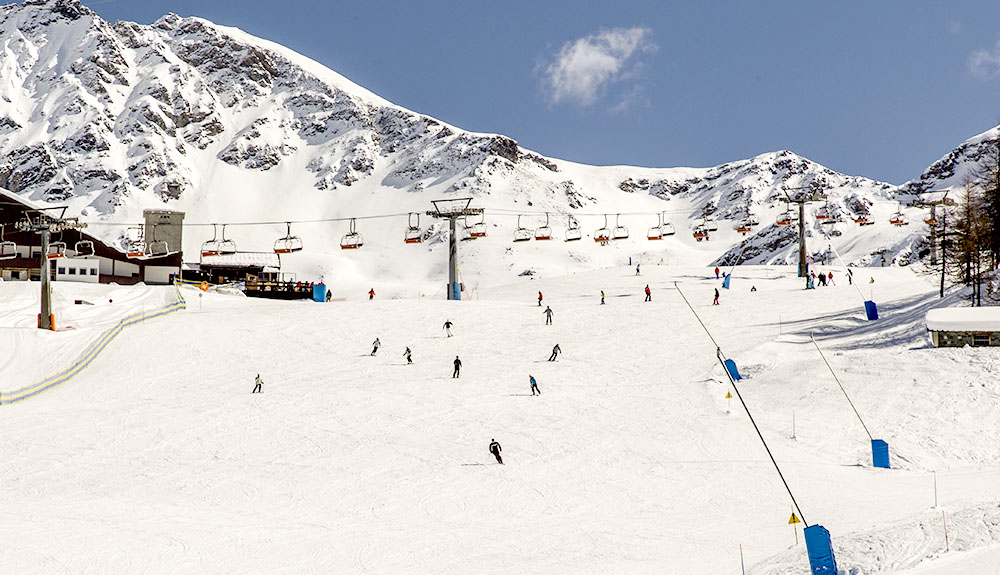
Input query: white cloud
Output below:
<box><xmin>541</xmin><ymin>27</ymin><xmax>657</xmax><ymax>108</ymax></box>
<box><xmin>969</xmin><ymin>39</ymin><xmax>1000</xmax><ymax>80</ymax></box>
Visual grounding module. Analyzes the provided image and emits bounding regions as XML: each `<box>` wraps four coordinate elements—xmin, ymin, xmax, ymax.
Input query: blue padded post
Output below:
<box><xmin>722</xmin><ymin>274</ymin><xmax>731</xmax><ymax>289</ymax></box>
<box><xmin>452</xmin><ymin>282</ymin><xmax>462</xmax><ymax>301</ymax></box>
<box><xmin>864</xmin><ymin>301</ymin><xmax>878</xmax><ymax>320</ymax></box>
<box><xmin>804</xmin><ymin>524</ymin><xmax>838</xmax><ymax>575</ymax></box>
<box><xmin>724</xmin><ymin>358</ymin><xmax>742</xmax><ymax>381</ymax></box>
<box><xmin>312</xmin><ymin>283</ymin><xmax>327</xmax><ymax>303</ymax></box>
<box><xmin>871</xmin><ymin>439</ymin><xmax>890</xmax><ymax>469</ymax></box>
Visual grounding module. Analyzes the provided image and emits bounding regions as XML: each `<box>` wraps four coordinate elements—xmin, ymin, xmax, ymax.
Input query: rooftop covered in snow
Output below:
<box><xmin>925</xmin><ymin>307</ymin><xmax>1000</xmax><ymax>331</ymax></box>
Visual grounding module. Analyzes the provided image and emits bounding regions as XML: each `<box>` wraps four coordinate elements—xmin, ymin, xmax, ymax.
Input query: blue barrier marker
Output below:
<box><xmin>871</xmin><ymin>439</ymin><xmax>890</xmax><ymax>469</ymax></box>
<box><xmin>804</xmin><ymin>524</ymin><xmax>839</xmax><ymax>574</ymax></box>
<box><xmin>724</xmin><ymin>358</ymin><xmax>742</xmax><ymax>381</ymax></box>
<box><xmin>864</xmin><ymin>300</ymin><xmax>878</xmax><ymax>320</ymax></box>
<box><xmin>312</xmin><ymin>283</ymin><xmax>327</xmax><ymax>302</ymax></box>
<box><xmin>452</xmin><ymin>282</ymin><xmax>462</xmax><ymax>301</ymax></box>
<box><xmin>722</xmin><ymin>274</ymin><xmax>731</xmax><ymax>289</ymax></box>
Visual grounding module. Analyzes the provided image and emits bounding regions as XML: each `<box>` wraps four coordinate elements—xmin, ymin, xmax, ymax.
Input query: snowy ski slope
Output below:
<box><xmin>0</xmin><ymin>265</ymin><xmax>998</xmax><ymax>574</ymax></box>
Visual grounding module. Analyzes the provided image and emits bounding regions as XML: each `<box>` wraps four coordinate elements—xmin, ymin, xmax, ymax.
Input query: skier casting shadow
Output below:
<box><xmin>453</xmin><ymin>355</ymin><xmax>462</xmax><ymax>378</ymax></box>
<box><xmin>489</xmin><ymin>438</ymin><xmax>503</xmax><ymax>464</ymax></box>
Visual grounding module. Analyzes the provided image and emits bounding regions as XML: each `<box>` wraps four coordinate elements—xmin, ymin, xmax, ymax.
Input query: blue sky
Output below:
<box><xmin>84</xmin><ymin>0</ymin><xmax>1000</xmax><ymax>184</ymax></box>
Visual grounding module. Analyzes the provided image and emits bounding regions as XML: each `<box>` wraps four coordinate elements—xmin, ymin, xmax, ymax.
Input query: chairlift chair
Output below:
<box><xmin>74</xmin><ymin>239</ymin><xmax>95</xmax><ymax>257</ymax></box>
<box><xmin>513</xmin><ymin>215</ymin><xmax>533</xmax><ymax>242</ymax></box>
<box><xmin>889</xmin><ymin>203</ymin><xmax>908</xmax><ymax>226</ymax></box>
<box><xmin>776</xmin><ymin>213</ymin><xmax>793</xmax><ymax>226</ymax></box>
<box><xmin>703</xmin><ymin>217</ymin><xmax>719</xmax><ymax>232</ymax></box>
<box><xmin>736</xmin><ymin>220</ymin><xmax>753</xmax><ymax>234</ymax></box>
<box><xmin>534</xmin><ymin>213</ymin><xmax>552</xmax><ymax>240</ymax></box>
<box><xmin>564</xmin><ymin>215</ymin><xmax>582</xmax><ymax>241</ymax></box>
<box><xmin>468</xmin><ymin>213</ymin><xmax>487</xmax><ymax>239</ymax></box>
<box><xmin>612</xmin><ymin>214</ymin><xmax>629</xmax><ymax>240</ymax></box>
<box><xmin>275</xmin><ymin>222</ymin><xmax>304</xmax><ymax>253</ymax></box>
<box><xmin>47</xmin><ymin>241</ymin><xmax>67</xmax><ymax>260</ymax></box>
<box><xmin>218</xmin><ymin>224</ymin><xmax>237</xmax><ymax>254</ymax></box>
<box><xmin>404</xmin><ymin>213</ymin><xmax>423</xmax><ymax>244</ymax></box>
<box><xmin>593</xmin><ymin>215</ymin><xmax>611</xmax><ymax>243</ymax></box>
<box><xmin>647</xmin><ymin>213</ymin><xmax>663</xmax><ymax>240</ymax></box>
<box><xmin>0</xmin><ymin>225</ymin><xmax>16</xmax><ymax>260</ymax></box>
<box><xmin>340</xmin><ymin>218</ymin><xmax>364</xmax><ymax>249</ymax></box>
<box><xmin>201</xmin><ymin>224</ymin><xmax>221</xmax><ymax>257</ymax></box>
<box><xmin>142</xmin><ymin>224</ymin><xmax>172</xmax><ymax>258</ymax></box>
<box><xmin>661</xmin><ymin>221</ymin><xmax>676</xmax><ymax>236</ymax></box>
<box><xmin>854</xmin><ymin>214</ymin><xmax>873</xmax><ymax>226</ymax></box>
<box><xmin>692</xmin><ymin>226</ymin><xmax>710</xmax><ymax>242</ymax></box>
<box><xmin>924</xmin><ymin>216</ymin><xmax>938</xmax><ymax>225</ymax></box>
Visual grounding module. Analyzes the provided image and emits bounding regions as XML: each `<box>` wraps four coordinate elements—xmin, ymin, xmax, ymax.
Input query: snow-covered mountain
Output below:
<box><xmin>0</xmin><ymin>0</ymin><xmax>992</xmax><ymax>292</ymax></box>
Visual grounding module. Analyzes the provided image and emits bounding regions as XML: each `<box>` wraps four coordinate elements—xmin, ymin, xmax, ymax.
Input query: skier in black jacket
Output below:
<box><xmin>452</xmin><ymin>355</ymin><xmax>462</xmax><ymax>378</ymax></box>
<box><xmin>489</xmin><ymin>439</ymin><xmax>503</xmax><ymax>464</ymax></box>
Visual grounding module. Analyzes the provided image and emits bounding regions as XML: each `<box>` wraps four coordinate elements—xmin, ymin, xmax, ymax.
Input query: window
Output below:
<box><xmin>973</xmin><ymin>334</ymin><xmax>990</xmax><ymax>347</ymax></box>
<box><xmin>58</xmin><ymin>267</ymin><xmax>66</xmax><ymax>274</ymax></box>
<box><xmin>90</xmin><ymin>268</ymin><xmax>97</xmax><ymax>276</ymax></box>
<box><xmin>68</xmin><ymin>268</ymin><xmax>76</xmax><ymax>275</ymax></box>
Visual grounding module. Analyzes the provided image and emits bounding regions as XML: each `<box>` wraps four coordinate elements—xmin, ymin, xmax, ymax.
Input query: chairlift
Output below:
<box><xmin>661</xmin><ymin>221</ymin><xmax>676</xmax><ymax>236</ymax></box>
<box><xmin>889</xmin><ymin>202</ymin><xmax>908</xmax><ymax>226</ymax></box>
<box><xmin>924</xmin><ymin>215</ymin><xmax>938</xmax><ymax>226</ymax></box>
<box><xmin>692</xmin><ymin>226</ymin><xmax>710</xmax><ymax>242</ymax></box>
<box><xmin>404</xmin><ymin>213</ymin><xmax>423</xmax><ymax>244</ymax></box>
<box><xmin>612</xmin><ymin>214</ymin><xmax>629</xmax><ymax>240</ymax></box>
<box><xmin>468</xmin><ymin>213</ymin><xmax>487</xmax><ymax>239</ymax></box>
<box><xmin>74</xmin><ymin>239</ymin><xmax>95</xmax><ymax>257</ymax></box>
<box><xmin>593</xmin><ymin>215</ymin><xmax>611</xmax><ymax>243</ymax></box>
<box><xmin>854</xmin><ymin>214</ymin><xmax>874</xmax><ymax>226</ymax></box>
<box><xmin>47</xmin><ymin>232</ymin><xmax>67</xmax><ymax>260</ymax></box>
<box><xmin>201</xmin><ymin>224</ymin><xmax>221</xmax><ymax>257</ymax></box>
<box><xmin>815</xmin><ymin>207</ymin><xmax>830</xmax><ymax>221</ymax></box>
<box><xmin>736</xmin><ymin>220</ymin><xmax>753</xmax><ymax>234</ymax></box>
<box><xmin>125</xmin><ymin>226</ymin><xmax>145</xmax><ymax>258</ymax></box>
<box><xmin>144</xmin><ymin>224</ymin><xmax>173</xmax><ymax>258</ymax></box>
<box><xmin>513</xmin><ymin>215</ymin><xmax>532</xmax><ymax>242</ymax></box>
<box><xmin>340</xmin><ymin>218</ymin><xmax>364</xmax><ymax>249</ymax></box>
<box><xmin>218</xmin><ymin>224</ymin><xmax>237</xmax><ymax>254</ymax></box>
<box><xmin>564</xmin><ymin>215</ymin><xmax>582</xmax><ymax>242</ymax></box>
<box><xmin>703</xmin><ymin>217</ymin><xmax>719</xmax><ymax>232</ymax></box>
<box><xmin>273</xmin><ymin>222</ymin><xmax>304</xmax><ymax>253</ymax></box>
<box><xmin>776</xmin><ymin>213</ymin><xmax>793</xmax><ymax>226</ymax></box>
<box><xmin>0</xmin><ymin>225</ymin><xmax>16</xmax><ymax>260</ymax></box>
<box><xmin>647</xmin><ymin>213</ymin><xmax>663</xmax><ymax>240</ymax></box>
<box><xmin>535</xmin><ymin>213</ymin><xmax>552</xmax><ymax>240</ymax></box>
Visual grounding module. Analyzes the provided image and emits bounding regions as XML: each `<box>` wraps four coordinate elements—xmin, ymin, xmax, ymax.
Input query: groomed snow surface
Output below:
<box><xmin>1</xmin><ymin>266</ymin><xmax>999</xmax><ymax>574</ymax></box>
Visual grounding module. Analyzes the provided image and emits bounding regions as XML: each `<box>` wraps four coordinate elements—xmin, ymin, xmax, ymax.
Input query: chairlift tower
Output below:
<box><xmin>783</xmin><ymin>186</ymin><xmax>828</xmax><ymax>278</ymax></box>
<box><xmin>916</xmin><ymin>190</ymin><xmax>950</xmax><ymax>267</ymax></box>
<box><xmin>426</xmin><ymin>198</ymin><xmax>483</xmax><ymax>300</ymax></box>
<box><xmin>15</xmin><ymin>207</ymin><xmax>87</xmax><ymax>330</ymax></box>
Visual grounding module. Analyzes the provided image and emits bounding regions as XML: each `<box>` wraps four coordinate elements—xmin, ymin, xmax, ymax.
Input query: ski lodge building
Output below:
<box><xmin>925</xmin><ymin>307</ymin><xmax>1000</xmax><ymax>348</ymax></box>
<box><xmin>0</xmin><ymin>188</ymin><xmax>182</xmax><ymax>285</ymax></box>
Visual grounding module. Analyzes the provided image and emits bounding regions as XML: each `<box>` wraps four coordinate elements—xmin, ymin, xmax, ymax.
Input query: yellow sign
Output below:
<box><xmin>725</xmin><ymin>391</ymin><xmax>732</xmax><ymax>399</ymax></box>
<box><xmin>200</xmin><ymin>281</ymin><xmax>209</xmax><ymax>291</ymax></box>
<box><xmin>788</xmin><ymin>513</ymin><xmax>801</xmax><ymax>525</ymax></box>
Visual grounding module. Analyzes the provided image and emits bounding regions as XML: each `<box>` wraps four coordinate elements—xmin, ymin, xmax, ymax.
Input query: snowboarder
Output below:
<box><xmin>252</xmin><ymin>374</ymin><xmax>262</xmax><ymax>394</ymax></box>
<box><xmin>713</xmin><ymin>288</ymin><xmax>720</xmax><ymax>305</ymax></box>
<box><xmin>538</xmin><ymin>291</ymin><xmax>543</xmax><ymax>306</ymax></box>
<box><xmin>714</xmin><ymin>266</ymin><xmax>720</xmax><ymax>279</ymax></box>
<box><xmin>544</xmin><ymin>306</ymin><xmax>553</xmax><ymax>325</ymax></box>
<box><xmin>636</xmin><ymin>264</ymin><xmax>641</xmax><ymax>275</ymax></box>
<box><xmin>530</xmin><ymin>375</ymin><xmax>540</xmax><ymax>395</ymax></box>
<box><xmin>644</xmin><ymin>284</ymin><xmax>652</xmax><ymax>302</ymax></box>
<box><xmin>600</xmin><ymin>290</ymin><xmax>605</xmax><ymax>305</ymax></box>
<box><xmin>548</xmin><ymin>343</ymin><xmax>561</xmax><ymax>361</ymax></box>
<box><xmin>404</xmin><ymin>346</ymin><xmax>412</xmax><ymax>364</ymax></box>
<box><xmin>443</xmin><ymin>319</ymin><xmax>454</xmax><ymax>337</ymax></box>
<box><xmin>368</xmin><ymin>288</ymin><xmax>376</xmax><ymax>300</ymax></box>
<box><xmin>370</xmin><ymin>337</ymin><xmax>381</xmax><ymax>356</ymax></box>
<box><xmin>489</xmin><ymin>438</ymin><xmax>503</xmax><ymax>464</ymax></box>
<box><xmin>453</xmin><ymin>355</ymin><xmax>462</xmax><ymax>378</ymax></box>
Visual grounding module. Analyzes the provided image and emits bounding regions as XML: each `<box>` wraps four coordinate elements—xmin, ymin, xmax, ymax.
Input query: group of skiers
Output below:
<box><xmin>806</xmin><ymin>270</ymin><xmax>837</xmax><ymax>289</ymax></box>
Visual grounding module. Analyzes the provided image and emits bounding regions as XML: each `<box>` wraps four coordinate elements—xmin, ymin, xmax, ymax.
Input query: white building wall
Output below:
<box><xmin>143</xmin><ymin>266</ymin><xmax>176</xmax><ymax>285</ymax></box>
<box><xmin>53</xmin><ymin>257</ymin><xmax>100</xmax><ymax>284</ymax></box>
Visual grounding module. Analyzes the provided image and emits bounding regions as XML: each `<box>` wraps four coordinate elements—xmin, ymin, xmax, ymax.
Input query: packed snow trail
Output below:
<box><xmin>0</xmin><ymin>265</ymin><xmax>998</xmax><ymax>574</ymax></box>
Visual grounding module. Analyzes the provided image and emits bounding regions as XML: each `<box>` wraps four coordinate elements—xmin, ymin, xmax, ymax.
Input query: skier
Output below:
<box><xmin>644</xmin><ymin>284</ymin><xmax>652</xmax><ymax>302</ymax></box>
<box><xmin>600</xmin><ymin>290</ymin><xmax>605</xmax><ymax>305</ymax></box>
<box><xmin>252</xmin><ymin>374</ymin><xmax>262</xmax><ymax>394</ymax></box>
<box><xmin>548</xmin><ymin>343</ymin><xmax>561</xmax><ymax>361</ymax></box>
<box><xmin>636</xmin><ymin>264</ymin><xmax>641</xmax><ymax>276</ymax></box>
<box><xmin>489</xmin><ymin>438</ymin><xmax>503</xmax><ymax>464</ymax></box>
<box><xmin>370</xmin><ymin>337</ymin><xmax>381</xmax><ymax>356</ymax></box>
<box><xmin>828</xmin><ymin>271</ymin><xmax>835</xmax><ymax>286</ymax></box>
<box><xmin>443</xmin><ymin>319</ymin><xmax>454</xmax><ymax>337</ymax></box>
<box><xmin>869</xmin><ymin>276</ymin><xmax>875</xmax><ymax>284</ymax></box>
<box><xmin>368</xmin><ymin>288</ymin><xmax>376</xmax><ymax>300</ymax></box>
<box><xmin>452</xmin><ymin>355</ymin><xmax>462</xmax><ymax>378</ymax></box>
<box><xmin>714</xmin><ymin>266</ymin><xmax>720</xmax><ymax>279</ymax></box>
<box><xmin>713</xmin><ymin>287</ymin><xmax>720</xmax><ymax>305</ymax></box>
<box><xmin>750</xmin><ymin>285</ymin><xmax>757</xmax><ymax>292</ymax></box>
<box><xmin>544</xmin><ymin>306</ymin><xmax>553</xmax><ymax>325</ymax></box>
<box><xmin>404</xmin><ymin>346</ymin><xmax>412</xmax><ymax>364</ymax></box>
<box><xmin>537</xmin><ymin>291</ymin><xmax>543</xmax><ymax>307</ymax></box>
<box><xmin>530</xmin><ymin>375</ymin><xmax>541</xmax><ymax>395</ymax></box>
<box><xmin>325</xmin><ymin>290</ymin><xmax>332</xmax><ymax>302</ymax></box>
<box><xmin>848</xmin><ymin>269</ymin><xmax>853</xmax><ymax>285</ymax></box>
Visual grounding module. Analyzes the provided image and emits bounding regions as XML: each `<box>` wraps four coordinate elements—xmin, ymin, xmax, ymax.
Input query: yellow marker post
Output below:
<box><xmin>726</xmin><ymin>390</ymin><xmax>732</xmax><ymax>414</ymax></box>
<box><xmin>789</xmin><ymin>511</ymin><xmax>802</xmax><ymax>544</ymax></box>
